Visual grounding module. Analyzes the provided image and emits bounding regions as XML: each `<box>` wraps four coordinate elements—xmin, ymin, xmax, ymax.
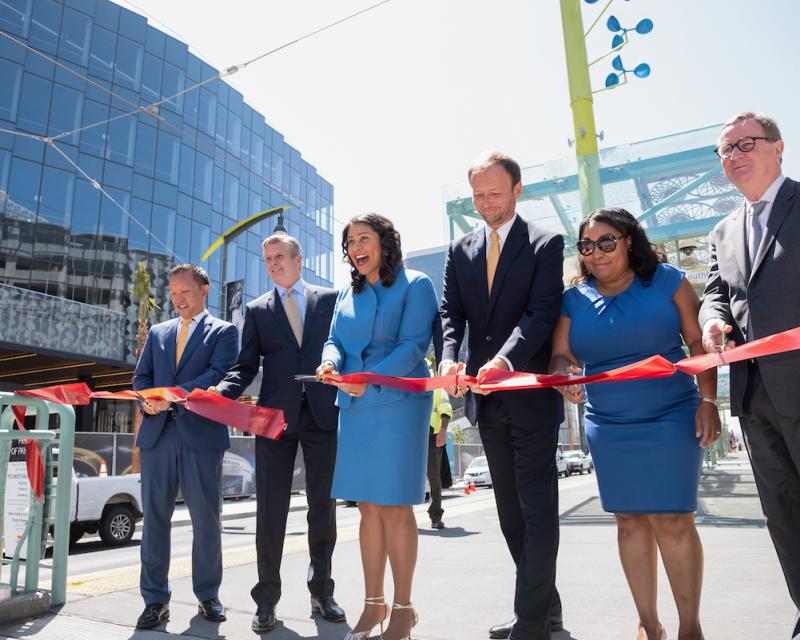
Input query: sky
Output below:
<box><xmin>121</xmin><ymin>0</ymin><xmax>800</xmax><ymax>285</ymax></box>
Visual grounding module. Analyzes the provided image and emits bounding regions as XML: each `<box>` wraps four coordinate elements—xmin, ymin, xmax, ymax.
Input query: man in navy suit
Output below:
<box><xmin>440</xmin><ymin>152</ymin><xmax>565</xmax><ymax>640</ymax></box>
<box><xmin>132</xmin><ymin>264</ymin><xmax>239</xmax><ymax>629</ymax></box>
<box><xmin>212</xmin><ymin>233</ymin><xmax>342</xmax><ymax>634</ymax></box>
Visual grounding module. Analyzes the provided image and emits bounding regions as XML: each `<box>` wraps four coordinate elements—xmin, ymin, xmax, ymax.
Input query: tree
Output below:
<box><xmin>129</xmin><ymin>261</ymin><xmax>159</xmax><ymax>473</ymax></box>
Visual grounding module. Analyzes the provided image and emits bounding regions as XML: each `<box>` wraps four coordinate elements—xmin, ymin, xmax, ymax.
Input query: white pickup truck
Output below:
<box><xmin>68</xmin><ymin>472</ymin><xmax>143</xmax><ymax>547</ymax></box>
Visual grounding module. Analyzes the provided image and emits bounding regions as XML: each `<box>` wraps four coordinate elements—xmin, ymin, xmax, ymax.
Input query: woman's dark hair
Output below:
<box><xmin>574</xmin><ymin>207</ymin><xmax>660</xmax><ymax>285</ymax></box>
<box><xmin>341</xmin><ymin>213</ymin><xmax>402</xmax><ymax>293</ymax></box>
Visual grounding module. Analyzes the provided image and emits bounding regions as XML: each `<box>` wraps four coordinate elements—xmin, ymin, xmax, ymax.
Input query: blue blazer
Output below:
<box><xmin>133</xmin><ymin>313</ymin><xmax>239</xmax><ymax>451</ymax></box>
<box><xmin>321</xmin><ymin>268</ymin><xmax>438</xmax><ymax>410</ymax></box>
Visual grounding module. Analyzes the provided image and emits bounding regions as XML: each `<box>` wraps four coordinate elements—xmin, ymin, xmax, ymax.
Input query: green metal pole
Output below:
<box><xmin>560</xmin><ymin>0</ymin><xmax>605</xmax><ymax>215</ymax></box>
<box><xmin>48</xmin><ymin>401</ymin><xmax>75</xmax><ymax>606</ymax></box>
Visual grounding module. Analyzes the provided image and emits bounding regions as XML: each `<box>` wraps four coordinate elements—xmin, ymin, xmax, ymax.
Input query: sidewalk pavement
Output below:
<box><xmin>0</xmin><ymin>451</ymin><xmax>795</xmax><ymax>639</ymax></box>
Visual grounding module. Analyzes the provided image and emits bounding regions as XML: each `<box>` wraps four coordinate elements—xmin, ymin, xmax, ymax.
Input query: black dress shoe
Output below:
<box><xmin>136</xmin><ymin>603</ymin><xmax>169</xmax><ymax>629</ymax></box>
<box><xmin>489</xmin><ymin>615</ymin><xmax>563</xmax><ymax>638</ymax></box>
<box><xmin>489</xmin><ymin>617</ymin><xmax>515</xmax><ymax>639</ymax></box>
<box><xmin>198</xmin><ymin>597</ymin><xmax>226</xmax><ymax>622</ymax></box>
<box><xmin>431</xmin><ymin>519</ymin><xmax>445</xmax><ymax>529</ymax></box>
<box><xmin>310</xmin><ymin>595</ymin><xmax>346</xmax><ymax>622</ymax></box>
<box><xmin>252</xmin><ymin>604</ymin><xmax>277</xmax><ymax>633</ymax></box>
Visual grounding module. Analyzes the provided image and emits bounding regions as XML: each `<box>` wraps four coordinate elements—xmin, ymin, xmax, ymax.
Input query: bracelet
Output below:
<box><xmin>700</xmin><ymin>396</ymin><xmax>718</xmax><ymax>406</ymax></box>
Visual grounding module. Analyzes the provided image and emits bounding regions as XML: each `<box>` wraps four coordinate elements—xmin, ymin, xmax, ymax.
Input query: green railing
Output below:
<box><xmin>0</xmin><ymin>392</ymin><xmax>75</xmax><ymax>607</ymax></box>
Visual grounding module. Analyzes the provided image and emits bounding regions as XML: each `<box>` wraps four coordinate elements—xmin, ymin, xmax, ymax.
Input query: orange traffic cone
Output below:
<box><xmin>99</xmin><ymin>461</ymin><xmax>108</xmax><ymax>477</ymax></box>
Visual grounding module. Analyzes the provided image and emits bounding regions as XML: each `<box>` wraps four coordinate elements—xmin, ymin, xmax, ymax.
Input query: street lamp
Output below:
<box><xmin>559</xmin><ymin>0</ymin><xmax>653</xmax><ymax>215</ymax></box>
<box><xmin>201</xmin><ymin>204</ymin><xmax>290</xmax><ymax>313</ymax></box>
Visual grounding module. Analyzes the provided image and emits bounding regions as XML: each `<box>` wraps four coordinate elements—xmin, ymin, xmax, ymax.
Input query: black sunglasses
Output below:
<box><xmin>576</xmin><ymin>233</ymin><xmax>627</xmax><ymax>256</ymax></box>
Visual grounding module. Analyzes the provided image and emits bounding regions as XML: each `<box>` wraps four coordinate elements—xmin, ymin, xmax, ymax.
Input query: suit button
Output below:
<box><xmin>485</xmin><ymin>336</ymin><xmax>492</xmax><ymax>342</ymax></box>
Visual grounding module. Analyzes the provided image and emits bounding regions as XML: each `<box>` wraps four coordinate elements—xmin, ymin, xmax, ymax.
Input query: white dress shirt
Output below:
<box><xmin>745</xmin><ymin>174</ymin><xmax>786</xmax><ymax>245</ymax></box>
<box><xmin>177</xmin><ymin>310</ymin><xmax>207</xmax><ymax>345</ymax></box>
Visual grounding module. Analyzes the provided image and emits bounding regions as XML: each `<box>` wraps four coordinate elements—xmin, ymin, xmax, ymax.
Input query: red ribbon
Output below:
<box><xmin>10</xmin><ymin>385</ymin><xmax>286</xmax><ymax>497</ymax></box>
<box><xmin>10</xmin><ymin>406</ymin><xmax>45</xmax><ymax>503</ymax></box>
<box><xmin>12</xmin><ymin>326</ymin><xmax>800</xmax><ymax>497</ymax></box>
<box><xmin>326</xmin><ymin>326</ymin><xmax>800</xmax><ymax>392</ymax></box>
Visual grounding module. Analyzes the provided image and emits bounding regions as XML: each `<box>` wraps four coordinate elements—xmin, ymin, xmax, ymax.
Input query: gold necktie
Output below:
<box><xmin>283</xmin><ymin>289</ymin><xmax>304</xmax><ymax>345</ymax></box>
<box><xmin>175</xmin><ymin>318</ymin><xmax>191</xmax><ymax>365</ymax></box>
<box><xmin>487</xmin><ymin>230</ymin><xmax>500</xmax><ymax>296</ymax></box>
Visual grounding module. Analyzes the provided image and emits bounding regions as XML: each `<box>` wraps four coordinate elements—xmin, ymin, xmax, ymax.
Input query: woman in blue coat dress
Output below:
<box><xmin>549</xmin><ymin>208</ymin><xmax>720</xmax><ymax>640</ymax></box>
<box><xmin>317</xmin><ymin>213</ymin><xmax>438</xmax><ymax>640</ymax></box>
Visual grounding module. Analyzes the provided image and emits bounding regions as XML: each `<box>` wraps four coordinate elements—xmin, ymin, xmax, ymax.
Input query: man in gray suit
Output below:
<box><xmin>700</xmin><ymin>112</ymin><xmax>800</xmax><ymax>639</ymax></box>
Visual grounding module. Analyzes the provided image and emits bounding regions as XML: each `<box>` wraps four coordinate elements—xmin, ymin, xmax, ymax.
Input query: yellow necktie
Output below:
<box><xmin>283</xmin><ymin>289</ymin><xmax>304</xmax><ymax>345</ymax></box>
<box><xmin>175</xmin><ymin>318</ymin><xmax>192</xmax><ymax>365</ymax></box>
<box><xmin>487</xmin><ymin>230</ymin><xmax>500</xmax><ymax>295</ymax></box>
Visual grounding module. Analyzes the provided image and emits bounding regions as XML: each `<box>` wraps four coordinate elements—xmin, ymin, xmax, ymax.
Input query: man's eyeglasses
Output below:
<box><xmin>714</xmin><ymin>136</ymin><xmax>774</xmax><ymax>159</ymax></box>
<box><xmin>576</xmin><ymin>233</ymin><xmax>627</xmax><ymax>256</ymax></box>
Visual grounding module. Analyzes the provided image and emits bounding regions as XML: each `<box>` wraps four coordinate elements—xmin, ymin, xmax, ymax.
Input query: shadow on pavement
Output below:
<box><xmin>418</xmin><ymin>526</ymin><xmax>480</xmax><ymax>538</ymax></box>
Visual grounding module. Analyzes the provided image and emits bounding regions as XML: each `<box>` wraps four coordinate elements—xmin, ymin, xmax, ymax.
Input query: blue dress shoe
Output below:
<box><xmin>310</xmin><ymin>595</ymin><xmax>346</xmax><ymax>622</ymax></box>
<box><xmin>252</xmin><ymin>604</ymin><xmax>277</xmax><ymax>633</ymax></box>
<box><xmin>198</xmin><ymin>597</ymin><xmax>226</xmax><ymax>622</ymax></box>
<box><xmin>136</xmin><ymin>603</ymin><xmax>169</xmax><ymax>629</ymax></box>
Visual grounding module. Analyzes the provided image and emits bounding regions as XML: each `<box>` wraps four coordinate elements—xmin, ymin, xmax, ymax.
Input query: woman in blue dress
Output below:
<box><xmin>549</xmin><ymin>208</ymin><xmax>720</xmax><ymax>640</ymax></box>
<box><xmin>317</xmin><ymin>213</ymin><xmax>438</xmax><ymax>640</ymax></box>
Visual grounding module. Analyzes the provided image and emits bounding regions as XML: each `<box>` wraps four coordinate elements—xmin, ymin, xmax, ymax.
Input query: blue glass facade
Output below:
<box><xmin>0</xmin><ymin>0</ymin><xmax>334</xmax><ymax>367</ymax></box>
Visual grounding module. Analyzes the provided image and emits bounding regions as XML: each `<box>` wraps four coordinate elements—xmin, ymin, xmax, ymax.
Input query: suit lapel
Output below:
<box><xmin>750</xmin><ymin>178</ymin><xmax>794</xmax><ymax>282</ymax></box>
<box><xmin>176</xmin><ymin>313</ymin><xmax>211</xmax><ymax>373</ymax></box>
<box><xmin>269</xmin><ymin>288</ymin><xmax>300</xmax><ymax>348</ymax></box>
<box><xmin>487</xmin><ymin>217</ymin><xmax>528</xmax><ymax>319</ymax></box>
<box><xmin>468</xmin><ymin>227</ymin><xmax>489</xmax><ymax>304</ymax></box>
<box><xmin>725</xmin><ymin>204</ymin><xmax>748</xmax><ymax>282</ymax></box>
<box><xmin>166</xmin><ymin>318</ymin><xmax>179</xmax><ymax>372</ymax></box>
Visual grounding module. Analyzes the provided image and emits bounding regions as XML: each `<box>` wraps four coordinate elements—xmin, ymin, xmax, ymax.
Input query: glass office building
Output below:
<box><xmin>0</xmin><ymin>0</ymin><xmax>334</xmax><ymax>403</ymax></box>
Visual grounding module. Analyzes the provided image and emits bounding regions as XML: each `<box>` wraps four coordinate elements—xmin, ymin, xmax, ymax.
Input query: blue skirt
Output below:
<box><xmin>586</xmin><ymin>408</ymin><xmax>703</xmax><ymax>513</ymax></box>
<box><xmin>332</xmin><ymin>394</ymin><xmax>432</xmax><ymax>505</ymax></box>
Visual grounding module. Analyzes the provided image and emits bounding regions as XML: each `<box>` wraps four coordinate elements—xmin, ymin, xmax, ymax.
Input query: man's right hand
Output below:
<box><xmin>207</xmin><ymin>386</ymin><xmax>221</xmax><ymax>395</ymax></box>
<box><xmin>701</xmin><ymin>319</ymin><xmax>736</xmax><ymax>354</ymax></box>
<box><xmin>439</xmin><ymin>360</ymin><xmax>468</xmax><ymax>397</ymax></box>
<box><xmin>142</xmin><ymin>399</ymin><xmax>170</xmax><ymax>415</ymax></box>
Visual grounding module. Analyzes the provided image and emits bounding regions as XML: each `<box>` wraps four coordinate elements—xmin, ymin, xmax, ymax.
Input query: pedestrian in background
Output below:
<box><xmin>426</xmin><ymin>355</ymin><xmax>452</xmax><ymax>530</ymax></box>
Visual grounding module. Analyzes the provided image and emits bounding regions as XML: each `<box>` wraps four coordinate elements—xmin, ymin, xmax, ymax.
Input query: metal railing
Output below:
<box><xmin>0</xmin><ymin>393</ymin><xmax>75</xmax><ymax>606</ymax></box>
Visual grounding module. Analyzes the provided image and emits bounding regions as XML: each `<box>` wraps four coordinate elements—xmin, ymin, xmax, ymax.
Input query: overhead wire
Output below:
<box><xmin>0</xmin><ymin>0</ymin><xmax>386</xmax><ymax>248</ymax></box>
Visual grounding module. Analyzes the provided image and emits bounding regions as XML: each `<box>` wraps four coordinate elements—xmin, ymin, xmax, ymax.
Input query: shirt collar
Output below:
<box><xmin>182</xmin><ymin>310</ymin><xmax>207</xmax><ymax>325</ymax></box>
<box><xmin>275</xmin><ymin>278</ymin><xmax>305</xmax><ymax>299</ymax></box>
<box><xmin>745</xmin><ymin>174</ymin><xmax>785</xmax><ymax>207</ymax></box>
<box><xmin>484</xmin><ymin>213</ymin><xmax>517</xmax><ymax>245</ymax></box>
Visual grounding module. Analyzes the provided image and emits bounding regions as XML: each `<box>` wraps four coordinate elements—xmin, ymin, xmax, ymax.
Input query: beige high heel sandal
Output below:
<box><xmin>344</xmin><ymin>597</ymin><xmax>390</xmax><ymax>640</ymax></box>
<box><xmin>390</xmin><ymin>602</ymin><xmax>418</xmax><ymax>640</ymax></box>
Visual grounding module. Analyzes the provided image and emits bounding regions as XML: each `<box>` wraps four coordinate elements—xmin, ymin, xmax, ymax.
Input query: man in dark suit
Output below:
<box><xmin>211</xmin><ymin>233</ymin><xmax>343</xmax><ymax>634</ymax></box>
<box><xmin>700</xmin><ymin>112</ymin><xmax>800</xmax><ymax>639</ymax></box>
<box><xmin>133</xmin><ymin>264</ymin><xmax>239</xmax><ymax>629</ymax></box>
<box><xmin>440</xmin><ymin>152</ymin><xmax>565</xmax><ymax>640</ymax></box>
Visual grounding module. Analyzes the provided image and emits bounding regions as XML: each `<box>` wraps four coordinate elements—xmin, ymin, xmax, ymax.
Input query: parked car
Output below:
<box><xmin>556</xmin><ymin>451</ymin><xmax>569</xmax><ymax>478</ymax></box>
<box><xmin>563</xmin><ymin>450</ymin><xmax>592</xmax><ymax>475</ymax></box>
<box><xmin>463</xmin><ymin>456</ymin><xmax>492</xmax><ymax>487</ymax></box>
<box><xmin>68</xmin><ymin>471</ymin><xmax>143</xmax><ymax>546</ymax></box>
<box><xmin>586</xmin><ymin>452</ymin><xmax>594</xmax><ymax>470</ymax></box>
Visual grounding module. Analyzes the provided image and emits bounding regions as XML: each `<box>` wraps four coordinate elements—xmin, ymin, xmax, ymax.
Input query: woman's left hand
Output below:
<box><xmin>337</xmin><ymin>382</ymin><xmax>367</xmax><ymax>398</ymax></box>
<box><xmin>695</xmin><ymin>400</ymin><xmax>722</xmax><ymax>448</ymax></box>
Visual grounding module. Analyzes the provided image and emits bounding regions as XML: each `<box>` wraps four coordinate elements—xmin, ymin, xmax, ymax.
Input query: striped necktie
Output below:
<box><xmin>747</xmin><ymin>200</ymin><xmax>767</xmax><ymax>269</ymax></box>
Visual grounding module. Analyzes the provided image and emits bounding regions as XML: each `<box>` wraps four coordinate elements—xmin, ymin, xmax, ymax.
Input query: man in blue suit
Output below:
<box><xmin>132</xmin><ymin>264</ymin><xmax>239</xmax><ymax>630</ymax></box>
<box><xmin>212</xmin><ymin>233</ymin><xmax>342</xmax><ymax>634</ymax></box>
<box><xmin>440</xmin><ymin>152</ymin><xmax>565</xmax><ymax>640</ymax></box>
